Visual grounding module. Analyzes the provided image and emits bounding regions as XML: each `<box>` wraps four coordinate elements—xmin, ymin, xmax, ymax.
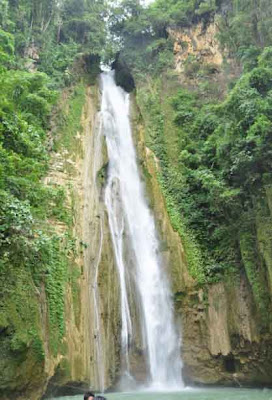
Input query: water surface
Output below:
<box><xmin>54</xmin><ymin>388</ymin><xmax>272</xmax><ymax>400</ymax></box>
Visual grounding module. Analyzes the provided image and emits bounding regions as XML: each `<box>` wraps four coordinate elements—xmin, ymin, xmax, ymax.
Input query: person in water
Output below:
<box><xmin>84</xmin><ymin>393</ymin><xmax>107</xmax><ymax>400</ymax></box>
<box><xmin>84</xmin><ymin>392</ymin><xmax>95</xmax><ymax>400</ymax></box>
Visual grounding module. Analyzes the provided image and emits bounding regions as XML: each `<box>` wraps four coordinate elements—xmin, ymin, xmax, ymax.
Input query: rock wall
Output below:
<box><xmin>39</xmin><ymin>85</ymin><xmax>98</xmax><ymax>398</ymax></box>
<box><xmin>18</xmin><ymin>81</ymin><xmax>123</xmax><ymax>400</ymax></box>
<box><xmin>169</xmin><ymin>22</ymin><xmax>223</xmax><ymax>73</ymax></box>
<box><xmin>130</xmin><ymin>20</ymin><xmax>272</xmax><ymax>383</ymax></box>
<box><xmin>50</xmin><ymin>84</ymin><xmax>124</xmax><ymax>393</ymax></box>
<box><xmin>133</xmin><ymin>109</ymin><xmax>272</xmax><ymax>387</ymax></box>
<box><xmin>77</xmin><ymin>87</ymin><xmax>121</xmax><ymax>391</ymax></box>
<box><xmin>168</xmin><ymin>20</ymin><xmax>241</xmax><ymax>94</ymax></box>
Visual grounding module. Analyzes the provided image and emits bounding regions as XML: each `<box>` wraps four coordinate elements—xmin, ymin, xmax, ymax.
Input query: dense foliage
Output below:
<box><xmin>0</xmin><ymin>0</ymin><xmax>106</xmax><ymax>394</ymax></box>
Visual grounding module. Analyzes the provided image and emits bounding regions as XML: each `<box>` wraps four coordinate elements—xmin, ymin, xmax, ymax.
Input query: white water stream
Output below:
<box><xmin>101</xmin><ymin>71</ymin><xmax>182</xmax><ymax>389</ymax></box>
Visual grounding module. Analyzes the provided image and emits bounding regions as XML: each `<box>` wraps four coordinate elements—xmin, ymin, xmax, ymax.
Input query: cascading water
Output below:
<box><xmin>101</xmin><ymin>70</ymin><xmax>183</xmax><ymax>389</ymax></box>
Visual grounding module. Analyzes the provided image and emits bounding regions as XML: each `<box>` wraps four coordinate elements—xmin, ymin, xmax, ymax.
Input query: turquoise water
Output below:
<box><xmin>54</xmin><ymin>388</ymin><xmax>272</xmax><ymax>400</ymax></box>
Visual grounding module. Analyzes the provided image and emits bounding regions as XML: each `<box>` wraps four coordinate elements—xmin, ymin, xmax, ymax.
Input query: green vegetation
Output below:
<box><xmin>2</xmin><ymin>0</ymin><xmax>272</xmax><ymax>393</ymax></box>
<box><xmin>0</xmin><ymin>0</ymin><xmax>106</xmax><ymax>395</ymax></box>
<box><xmin>55</xmin><ymin>82</ymin><xmax>86</xmax><ymax>153</ymax></box>
<box><xmin>167</xmin><ymin>57</ymin><xmax>272</xmax><ymax>279</ymax></box>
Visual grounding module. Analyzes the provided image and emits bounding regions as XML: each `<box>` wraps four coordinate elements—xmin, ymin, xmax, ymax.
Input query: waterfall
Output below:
<box><xmin>101</xmin><ymin>70</ymin><xmax>183</xmax><ymax>389</ymax></box>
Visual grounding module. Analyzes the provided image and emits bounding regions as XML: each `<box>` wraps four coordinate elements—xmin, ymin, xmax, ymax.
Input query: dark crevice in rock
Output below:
<box><xmin>223</xmin><ymin>354</ymin><xmax>237</xmax><ymax>373</ymax></box>
<box><xmin>42</xmin><ymin>375</ymin><xmax>89</xmax><ymax>399</ymax></box>
<box><xmin>112</xmin><ymin>54</ymin><xmax>135</xmax><ymax>93</ymax></box>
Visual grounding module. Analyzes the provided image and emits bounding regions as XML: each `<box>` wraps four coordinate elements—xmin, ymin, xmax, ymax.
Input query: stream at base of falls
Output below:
<box><xmin>52</xmin><ymin>388</ymin><xmax>272</xmax><ymax>400</ymax></box>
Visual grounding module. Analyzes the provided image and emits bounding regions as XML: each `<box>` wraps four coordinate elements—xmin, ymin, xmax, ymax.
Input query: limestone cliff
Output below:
<box><xmin>2</xmin><ymin>79</ymin><xmax>123</xmax><ymax>400</ymax></box>
<box><xmin>44</xmin><ymin>83</ymin><xmax>123</xmax><ymax>396</ymax></box>
<box><xmin>7</xmin><ymin>18</ymin><xmax>272</xmax><ymax>397</ymax></box>
<box><xmin>133</xmin><ymin>105</ymin><xmax>272</xmax><ymax>387</ymax></box>
<box><xmin>130</xmin><ymin>20</ymin><xmax>272</xmax><ymax>387</ymax></box>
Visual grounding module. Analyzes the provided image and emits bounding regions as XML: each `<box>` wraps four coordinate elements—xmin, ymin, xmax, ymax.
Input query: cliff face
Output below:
<box><xmin>133</xmin><ymin>104</ymin><xmax>272</xmax><ymax>387</ymax></box>
<box><xmin>32</xmin><ymin>21</ymin><xmax>272</xmax><ymax>393</ymax></box>
<box><xmin>1</xmin><ymin>80</ymin><xmax>122</xmax><ymax>400</ymax></box>
<box><xmin>74</xmin><ymin>87</ymin><xmax>121</xmax><ymax>391</ymax></box>
<box><xmin>168</xmin><ymin>21</ymin><xmax>241</xmax><ymax>94</ymax></box>
<box><xmin>5</xmin><ymin>18</ymin><xmax>272</xmax><ymax>397</ymax></box>
<box><xmin>44</xmin><ymin>83</ymin><xmax>123</xmax><ymax>395</ymax></box>
<box><xmin>51</xmin><ymin>35</ymin><xmax>272</xmax><ymax>390</ymax></box>
<box><xmin>131</xmin><ymin>20</ymin><xmax>272</xmax><ymax>387</ymax></box>
<box><xmin>170</xmin><ymin>22</ymin><xmax>223</xmax><ymax>74</ymax></box>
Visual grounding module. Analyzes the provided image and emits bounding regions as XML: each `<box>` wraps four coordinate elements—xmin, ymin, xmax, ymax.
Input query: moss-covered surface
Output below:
<box><xmin>0</xmin><ymin>76</ymin><xmax>94</xmax><ymax>398</ymax></box>
<box><xmin>43</xmin><ymin>79</ymin><xmax>89</xmax><ymax>356</ymax></box>
<box><xmin>0</xmin><ymin>265</ymin><xmax>44</xmax><ymax>394</ymax></box>
<box><xmin>135</xmin><ymin>77</ymin><xmax>206</xmax><ymax>284</ymax></box>
<box><xmin>133</xmin><ymin>57</ymin><xmax>272</xmax><ymax>325</ymax></box>
<box><xmin>54</xmin><ymin>82</ymin><xmax>86</xmax><ymax>155</ymax></box>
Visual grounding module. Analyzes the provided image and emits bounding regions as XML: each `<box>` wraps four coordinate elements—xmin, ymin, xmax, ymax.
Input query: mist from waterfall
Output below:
<box><xmin>101</xmin><ymin>70</ymin><xmax>183</xmax><ymax>389</ymax></box>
